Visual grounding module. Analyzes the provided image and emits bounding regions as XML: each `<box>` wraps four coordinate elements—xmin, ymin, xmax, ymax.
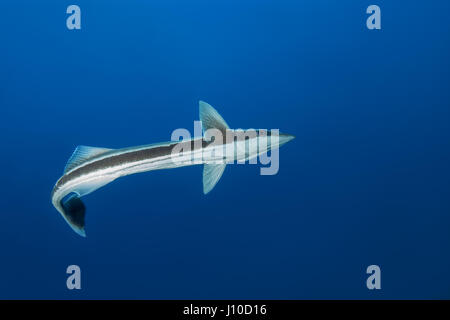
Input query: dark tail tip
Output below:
<box><xmin>61</xmin><ymin>192</ymin><xmax>86</xmax><ymax>237</ymax></box>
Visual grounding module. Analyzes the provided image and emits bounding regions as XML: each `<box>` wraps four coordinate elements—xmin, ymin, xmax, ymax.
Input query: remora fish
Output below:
<box><xmin>51</xmin><ymin>101</ymin><xmax>294</xmax><ymax>236</ymax></box>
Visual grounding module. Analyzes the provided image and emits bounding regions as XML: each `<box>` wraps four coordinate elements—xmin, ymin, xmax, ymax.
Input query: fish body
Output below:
<box><xmin>51</xmin><ymin>101</ymin><xmax>294</xmax><ymax>236</ymax></box>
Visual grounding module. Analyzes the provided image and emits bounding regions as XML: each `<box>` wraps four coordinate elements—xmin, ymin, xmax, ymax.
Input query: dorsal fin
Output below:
<box><xmin>199</xmin><ymin>101</ymin><xmax>230</xmax><ymax>135</ymax></box>
<box><xmin>64</xmin><ymin>145</ymin><xmax>113</xmax><ymax>173</ymax></box>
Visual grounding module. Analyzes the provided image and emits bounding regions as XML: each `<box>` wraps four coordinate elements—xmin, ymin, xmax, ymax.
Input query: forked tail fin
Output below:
<box><xmin>60</xmin><ymin>193</ymin><xmax>86</xmax><ymax>237</ymax></box>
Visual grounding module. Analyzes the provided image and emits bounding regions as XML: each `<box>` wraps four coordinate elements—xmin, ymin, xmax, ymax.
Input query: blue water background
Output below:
<box><xmin>1</xmin><ymin>1</ymin><xmax>450</xmax><ymax>298</ymax></box>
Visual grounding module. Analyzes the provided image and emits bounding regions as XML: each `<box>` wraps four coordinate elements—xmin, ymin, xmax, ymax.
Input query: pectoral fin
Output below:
<box><xmin>203</xmin><ymin>163</ymin><xmax>226</xmax><ymax>194</ymax></box>
<box><xmin>199</xmin><ymin>101</ymin><xmax>230</xmax><ymax>135</ymax></box>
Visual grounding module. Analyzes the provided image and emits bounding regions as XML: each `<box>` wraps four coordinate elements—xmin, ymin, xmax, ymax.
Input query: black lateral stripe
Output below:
<box><xmin>56</xmin><ymin>139</ymin><xmax>208</xmax><ymax>188</ymax></box>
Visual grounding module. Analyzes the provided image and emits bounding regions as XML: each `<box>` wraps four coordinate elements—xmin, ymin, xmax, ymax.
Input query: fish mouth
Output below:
<box><xmin>278</xmin><ymin>133</ymin><xmax>295</xmax><ymax>147</ymax></box>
